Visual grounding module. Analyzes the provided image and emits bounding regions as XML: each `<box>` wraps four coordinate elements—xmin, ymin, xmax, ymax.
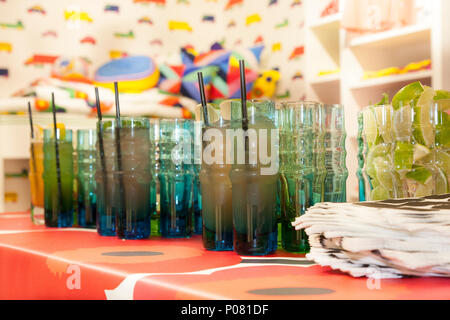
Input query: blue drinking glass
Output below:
<box><xmin>159</xmin><ymin>119</ymin><xmax>194</xmax><ymax>238</ymax></box>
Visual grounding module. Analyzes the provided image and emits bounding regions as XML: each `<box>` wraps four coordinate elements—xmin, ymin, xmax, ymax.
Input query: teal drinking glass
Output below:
<box><xmin>76</xmin><ymin>129</ymin><xmax>97</xmax><ymax>228</ymax></box>
<box><xmin>229</xmin><ymin>99</ymin><xmax>279</xmax><ymax>256</ymax></box>
<box><xmin>311</xmin><ymin>103</ymin><xmax>326</xmax><ymax>205</ymax></box>
<box><xmin>198</xmin><ymin>102</ymin><xmax>234</xmax><ymax>251</ymax></box>
<box><xmin>279</xmin><ymin>102</ymin><xmax>313</xmax><ymax>253</ymax></box>
<box><xmin>43</xmin><ymin>128</ymin><xmax>74</xmax><ymax>228</ymax></box>
<box><xmin>192</xmin><ymin>120</ymin><xmax>203</xmax><ymax>235</ymax></box>
<box><xmin>159</xmin><ymin>119</ymin><xmax>194</xmax><ymax>238</ymax></box>
<box><xmin>96</xmin><ymin>119</ymin><xmax>117</xmax><ymax>236</ymax></box>
<box><xmin>357</xmin><ymin>112</ymin><xmax>367</xmax><ymax>201</ymax></box>
<box><xmin>323</xmin><ymin>104</ymin><xmax>348</xmax><ymax>203</ymax></box>
<box><xmin>115</xmin><ymin>117</ymin><xmax>152</xmax><ymax>239</ymax></box>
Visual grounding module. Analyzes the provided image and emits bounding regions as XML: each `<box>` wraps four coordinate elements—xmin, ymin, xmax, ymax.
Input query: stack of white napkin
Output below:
<box><xmin>292</xmin><ymin>194</ymin><xmax>450</xmax><ymax>279</ymax></box>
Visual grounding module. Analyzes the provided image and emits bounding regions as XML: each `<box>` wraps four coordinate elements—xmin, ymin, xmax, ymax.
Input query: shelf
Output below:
<box><xmin>349</xmin><ymin>70</ymin><xmax>432</xmax><ymax>90</ymax></box>
<box><xmin>349</xmin><ymin>24</ymin><xmax>431</xmax><ymax>49</ymax></box>
<box><xmin>309</xmin><ymin>13</ymin><xmax>341</xmax><ymax>29</ymax></box>
<box><xmin>311</xmin><ymin>73</ymin><xmax>340</xmax><ymax>85</ymax></box>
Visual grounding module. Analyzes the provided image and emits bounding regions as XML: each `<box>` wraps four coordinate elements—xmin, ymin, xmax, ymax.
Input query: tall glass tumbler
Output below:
<box><xmin>159</xmin><ymin>119</ymin><xmax>194</xmax><ymax>238</ymax></box>
<box><xmin>192</xmin><ymin>120</ymin><xmax>203</xmax><ymax>235</ymax></box>
<box><xmin>43</xmin><ymin>128</ymin><xmax>74</xmax><ymax>228</ymax></box>
<box><xmin>361</xmin><ymin>100</ymin><xmax>450</xmax><ymax>201</ymax></box>
<box><xmin>29</xmin><ymin>127</ymin><xmax>45</xmax><ymax>225</ymax></box>
<box><xmin>323</xmin><ymin>104</ymin><xmax>348</xmax><ymax>202</ymax></box>
<box><xmin>357</xmin><ymin>112</ymin><xmax>367</xmax><ymax>202</ymax></box>
<box><xmin>185</xmin><ymin>119</ymin><xmax>202</xmax><ymax>235</ymax></box>
<box><xmin>230</xmin><ymin>99</ymin><xmax>279</xmax><ymax>256</ymax></box>
<box><xmin>115</xmin><ymin>118</ymin><xmax>152</xmax><ymax>240</ymax></box>
<box><xmin>279</xmin><ymin>102</ymin><xmax>314</xmax><ymax>253</ymax></box>
<box><xmin>312</xmin><ymin>103</ymin><xmax>326</xmax><ymax>204</ymax></box>
<box><xmin>76</xmin><ymin>129</ymin><xmax>97</xmax><ymax>228</ymax></box>
<box><xmin>96</xmin><ymin>120</ymin><xmax>117</xmax><ymax>236</ymax></box>
<box><xmin>361</xmin><ymin>104</ymin><xmax>396</xmax><ymax>201</ymax></box>
<box><xmin>150</xmin><ymin>119</ymin><xmax>161</xmax><ymax>236</ymax></box>
<box><xmin>198</xmin><ymin>103</ymin><xmax>234</xmax><ymax>251</ymax></box>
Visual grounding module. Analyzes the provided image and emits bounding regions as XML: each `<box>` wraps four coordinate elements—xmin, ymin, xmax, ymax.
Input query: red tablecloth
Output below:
<box><xmin>1</xmin><ymin>212</ymin><xmax>449</xmax><ymax>300</ymax></box>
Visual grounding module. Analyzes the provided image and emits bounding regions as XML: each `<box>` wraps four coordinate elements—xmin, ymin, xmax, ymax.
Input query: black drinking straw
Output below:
<box><xmin>113</xmin><ymin>82</ymin><xmax>126</xmax><ymax>213</ymax></box>
<box><xmin>239</xmin><ymin>60</ymin><xmax>249</xmax><ymax>131</ymax></box>
<box><xmin>95</xmin><ymin>87</ymin><xmax>108</xmax><ymax>208</ymax></box>
<box><xmin>239</xmin><ymin>60</ymin><xmax>249</xmax><ymax>160</ymax></box>
<box><xmin>51</xmin><ymin>93</ymin><xmax>63</xmax><ymax>217</ymax></box>
<box><xmin>197</xmin><ymin>72</ymin><xmax>209</xmax><ymax>125</ymax></box>
<box><xmin>95</xmin><ymin>87</ymin><xmax>107</xmax><ymax>175</ymax></box>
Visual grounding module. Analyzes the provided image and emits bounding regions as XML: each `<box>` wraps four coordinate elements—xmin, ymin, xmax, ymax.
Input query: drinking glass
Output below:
<box><xmin>159</xmin><ymin>119</ymin><xmax>194</xmax><ymax>238</ymax></box>
<box><xmin>29</xmin><ymin>127</ymin><xmax>44</xmax><ymax>225</ymax></box>
<box><xmin>76</xmin><ymin>129</ymin><xmax>97</xmax><ymax>228</ymax></box>
<box><xmin>229</xmin><ymin>99</ymin><xmax>279</xmax><ymax>256</ymax></box>
<box><xmin>279</xmin><ymin>102</ymin><xmax>313</xmax><ymax>253</ymax></box>
<box><xmin>198</xmin><ymin>102</ymin><xmax>234</xmax><ymax>251</ymax></box>
<box><xmin>43</xmin><ymin>128</ymin><xmax>74</xmax><ymax>228</ymax></box>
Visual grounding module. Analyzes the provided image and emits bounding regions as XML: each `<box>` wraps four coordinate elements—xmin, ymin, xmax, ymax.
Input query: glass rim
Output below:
<box><xmin>43</xmin><ymin>128</ymin><xmax>73</xmax><ymax>133</ymax></box>
<box><xmin>159</xmin><ymin>118</ymin><xmax>194</xmax><ymax>123</ymax></box>
<box><xmin>76</xmin><ymin>128</ymin><xmax>96</xmax><ymax>133</ymax></box>
<box><xmin>97</xmin><ymin>116</ymin><xmax>150</xmax><ymax>122</ymax></box>
<box><xmin>323</xmin><ymin>103</ymin><xmax>344</xmax><ymax>108</ymax></box>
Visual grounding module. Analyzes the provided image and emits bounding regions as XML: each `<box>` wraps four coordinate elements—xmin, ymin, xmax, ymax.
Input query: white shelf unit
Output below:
<box><xmin>0</xmin><ymin>114</ymin><xmax>97</xmax><ymax>212</ymax></box>
<box><xmin>304</xmin><ymin>0</ymin><xmax>450</xmax><ymax>202</ymax></box>
<box><xmin>305</xmin><ymin>0</ymin><xmax>342</xmax><ymax>105</ymax></box>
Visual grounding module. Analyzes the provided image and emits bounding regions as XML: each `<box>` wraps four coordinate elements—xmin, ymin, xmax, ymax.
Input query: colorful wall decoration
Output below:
<box><xmin>0</xmin><ymin>0</ymin><xmax>305</xmax><ymax>101</ymax></box>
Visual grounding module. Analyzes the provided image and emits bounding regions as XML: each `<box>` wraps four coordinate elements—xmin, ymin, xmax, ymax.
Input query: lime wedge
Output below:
<box><xmin>374</xmin><ymin>105</ymin><xmax>393</xmax><ymax>143</ymax></box>
<box><xmin>413</xmin><ymin>144</ymin><xmax>431</xmax><ymax>162</ymax></box>
<box><xmin>434</xmin><ymin>90</ymin><xmax>450</xmax><ymax>101</ymax></box>
<box><xmin>393</xmin><ymin>105</ymin><xmax>413</xmax><ymax>140</ymax></box>
<box><xmin>394</xmin><ymin>141</ymin><xmax>413</xmax><ymax>171</ymax></box>
<box><xmin>370</xmin><ymin>186</ymin><xmax>390</xmax><ymax>201</ymax></box>
<box><xmin>413</xmin><ymin>86</ymin><xmax>436</xmax><ymax>147</ymax></box>
<box><xmin>405</xmin><ymin>165</ymin><xmax>432</xmax><ymax>185</ymax></box>
<box><xmin>436</xmin><ymin>151</ymin><xmax>450</xmax><ymax>192</ymax></box>
<box><xmin>392</xmin><ymin>81</ymin><xmax>424</xmax><ymax>111</ymax></box>
<box><xmin>376</xmin><ymin>93</ymin><xmax>390</xmax><ymax>106</ymax></box>
<box><xmin>366</xmin><ymin>144</ymin><xmax>391</xmax><ymax>179</ymax></box>
<box><xmin>362</xmin><ymin>107</ymin><xmax>378</xmax><ymax>146</ymax></box>
<box><xmin>373</xmin><ymin>157</ymin><xmax>393</xmax><ymax>190</ymax></box>
<box><xmin>435</xmin><ymin>167</ymin><xmax>448</xmax><ymax>195</ymax></box>
<box><xmin>434</xmin><ymin>100</ymin><xmax>450</xmax><ymax>148</ymax></box>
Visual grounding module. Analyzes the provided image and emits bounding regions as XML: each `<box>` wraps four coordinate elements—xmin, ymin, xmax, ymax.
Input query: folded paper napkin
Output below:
<box><xmin>292</xmin><ymin>194</ymin><xmax>450</xmax><ymax>279</ymax></box>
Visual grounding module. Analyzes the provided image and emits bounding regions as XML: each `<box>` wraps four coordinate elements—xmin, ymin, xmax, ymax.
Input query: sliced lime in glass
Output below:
<box><xmin>393</xmin><ymin>105</ymin><xmax>413</xmax><ymax>140</ymax></box>
<box><xmin>374</xmin><ymin>105</ymin><xmax>393</xmax><ymax>143</ymax></box>
<box><xmin>434</xmin><ymin>100</ymin><xmax>450</xmax><ymax>148</ymax></box>
<box><xmin>362</xmin><ymin>107</ymin><xmax>378</xmax><ymax>146</ymax></box>
<box><xmin>436</xmin><ymin>151</ymin><xmax>450</xmax><ymax>192</ymax></box>
<box><xmin>392</xmin><ymin>81</ymin><xmax>424</xmax><ymax>111</ymax></box>
<box><xmin>405</xmin><ymin>165</ymin><xmax>432</xmax><ymax>185</ymax></box>
<box><xmin>435</xmin><ymin>167</ymin><xmax>448</xmax><ymax>195</ymax></box>
<box><xmin>370</xmin><ymin>185</ymin><xmax>390</xmax><ymax>201</ymax></box>
<box><xmin>394</xmin><ymin>141</ymin><xmax>413</xmax><ymax>171</ymax></box>
<box><xmin>366</xmin><ymin>144</ymin><xmax>391</xmax><ymax>179</ymax></box>
<box><xmin>413</xmin><ymin>86</ymin><xmax>436</xmax><ymax>147</ymax></box>
<box><xmin>376</xmin><ymin>93</ymin><xmax>390</xmax><ymax>106</ymax></box>
<box><xmin>413</xmin><ymin>144</ymin><xmax>431</xmax><ymax>162</ymax></box>
<box><xmin>434</xmin><ymin>90</ymin><xmax>450</xmax><ymax>101</ymax></box>
<box><xmin>373</xmin><ymin>157</ymin><xmax>393</xmax><ymax>190</ymax></box>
